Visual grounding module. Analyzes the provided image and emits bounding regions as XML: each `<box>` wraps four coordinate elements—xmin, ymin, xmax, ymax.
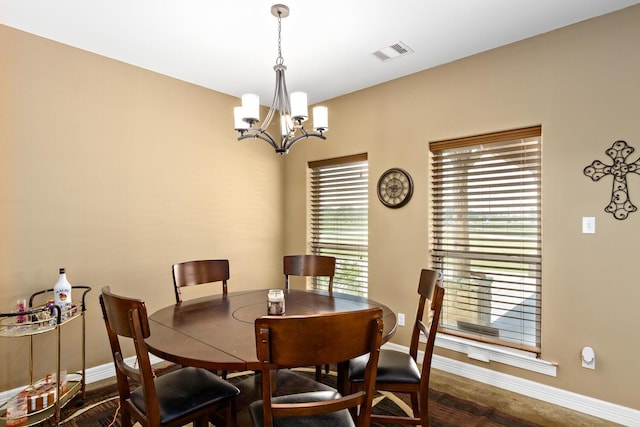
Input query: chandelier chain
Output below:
<box><xmin>276</xmin><ymin>11</ymin><xmax>284</xmax><ymax>66</ymax></box>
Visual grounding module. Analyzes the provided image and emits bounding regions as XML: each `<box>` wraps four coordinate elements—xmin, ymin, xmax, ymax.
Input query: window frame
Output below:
<box><xmin>429</xmin><ymin>126</ymin><xmax>542</xmax><ymax>355</ymax></box>
<box><xmin>308</xmin><ymin>153</ymin><xmax>369</xmax><ymax>296</ymax></box>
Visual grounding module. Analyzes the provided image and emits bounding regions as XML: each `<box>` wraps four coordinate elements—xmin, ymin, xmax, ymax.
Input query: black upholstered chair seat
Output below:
<box><xmin>131</xmin><ymin>367</ymin><xmax>240</xmax><ymax>425</ymax></box>
<box><xmin>349</xmin><ymin>349</ymin><xmax>421</xmax><ymax>384</ymax></box>
<box><xmin>249</xmin><ymin>391</ymin><xmax>356</xmax><ymax>427</ymax></box>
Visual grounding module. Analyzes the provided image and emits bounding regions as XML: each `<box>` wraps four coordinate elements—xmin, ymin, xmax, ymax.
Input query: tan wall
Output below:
<box><xmin>3</xmin><ymin>5</ymin><xmax>640</xmax><ymax>411</ymax></box>
<box><xmin>284</xmin><ymin>5</ymin><xmax>640</xmax><ymax>409</ymax></box>
<box><xmin>0</xmin><ymin>25</ymin><xmax>285</xmax><ymax>390</ymax></box>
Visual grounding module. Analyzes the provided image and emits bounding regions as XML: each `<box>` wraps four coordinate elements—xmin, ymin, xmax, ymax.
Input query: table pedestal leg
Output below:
<box><xmin>337</xmin><ymin>361</ymin><xmax>350</xmax><ymax>395</ymax></box>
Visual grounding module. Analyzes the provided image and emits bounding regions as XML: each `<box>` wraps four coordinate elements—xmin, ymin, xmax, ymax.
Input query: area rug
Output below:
<box><xmin>57</xmin><ymin>364</ymin><xmax>541</xmax><ymax>427</ymax></box>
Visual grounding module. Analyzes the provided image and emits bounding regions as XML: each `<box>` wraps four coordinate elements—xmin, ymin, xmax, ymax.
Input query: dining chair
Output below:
<box><xmin>172</xmin><ymin>259</ymin><xmax>230</xmax><ymax>304</ymax></box>
<box><xmin>283</xmin><ymin>255</ymin><xmax>335</xmax><ymax>291</ymax></box>
<box><xmin>99</xmin><ymin>286</ymin><xmax>240</xmax><ymax>427</ymax></box>
<box><xmin>283</xmin><ymin>254</ymin><xmax>337</xmax><ymax>380</ymax></box>
<box><xmin>249</xmin><ymin>308</ymin><xmax>384</xmax><ymax>427</ymax></box>
<box><xmin>348</xmin><ymin>269</ymin><xmax>445</xmax><ymax>426</ymax></box>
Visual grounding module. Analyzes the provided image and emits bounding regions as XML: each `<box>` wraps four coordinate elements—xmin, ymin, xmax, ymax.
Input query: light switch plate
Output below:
<box><xmin>582</xmin><ymin>217</ymin><xmax>596</xmax><ymax>234</ymax></box>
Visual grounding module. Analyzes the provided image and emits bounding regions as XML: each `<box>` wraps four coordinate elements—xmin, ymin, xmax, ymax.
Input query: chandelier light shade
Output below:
<box><xmin>233</xmin><ymin>4</ymin><xmax>328</xmax><ymax>155</ymax></box>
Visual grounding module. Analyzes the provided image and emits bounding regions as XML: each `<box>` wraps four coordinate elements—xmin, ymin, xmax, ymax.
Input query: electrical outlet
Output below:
<box><xmin>398</xmin><ymin>313</ymin><xmax>405</xmax><ymax>326</ymax></box>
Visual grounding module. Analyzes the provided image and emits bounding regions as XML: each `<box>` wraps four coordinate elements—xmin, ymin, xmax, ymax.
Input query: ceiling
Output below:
<box><xmin>2</xmin><ymin>0</ymin><xmax>639</xmax><ymax>105</ymax></box>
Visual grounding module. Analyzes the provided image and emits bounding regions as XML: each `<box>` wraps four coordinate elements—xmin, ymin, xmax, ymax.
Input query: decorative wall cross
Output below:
<box><xmin>584</xmin><ymin>140</ymin><xmax>640</xmax><ymax>220</ymax></box>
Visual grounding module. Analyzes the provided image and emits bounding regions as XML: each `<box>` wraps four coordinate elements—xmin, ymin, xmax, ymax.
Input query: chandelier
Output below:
<box><xmin>233</xmin><ymin>4</ymin><xmax>328</xmax><ymax>155</ymax></box>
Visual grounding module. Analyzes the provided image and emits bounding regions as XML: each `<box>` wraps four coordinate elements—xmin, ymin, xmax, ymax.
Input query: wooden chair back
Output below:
<box><xmin>172</xmin><ymin>259</ymin><xmax>230</xmax><ymax>303</ymax></box>
<box><xmin>415</xmin><ymin>272</ymin><xmax>445</xmax><ymax>420</ymax></box>
<box><xmin>100</xmin><ymin>286</ymin><xmax>239</xmax><ymax>427</ymax></box>
<box><xmin>408</xmin><ymin>268</ymin><xmax>442</xmax><ymax>360</ymax></box>
<box><xmin>283</xmin><ymin>255</ymin><xmax>336</xmax><ymax>291</ymax></box>
<box><xmin>254</xmin><ymin>308</ymin><xmax>383</xmax><ymax>427</ymax></box>
<box><xmin>99</xmin><ymin>286</ymin><xmax>160</xmax><ymax>425</ymax></box>
<box><xmin>348</xmin><ymin>268</ymin><xmax>445</xmax><ymax>426</ymax></box>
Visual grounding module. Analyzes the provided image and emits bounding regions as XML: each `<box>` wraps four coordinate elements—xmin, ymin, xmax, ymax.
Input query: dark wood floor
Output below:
<box><xmin>85</xmin><ymin>364</ymin><xmax>618</xmax><ymax>426</ymax></box>
<box><xmin>429</xmin><ymin>369</ymin><xmax>619</xmax><ymax>426</ymax></box>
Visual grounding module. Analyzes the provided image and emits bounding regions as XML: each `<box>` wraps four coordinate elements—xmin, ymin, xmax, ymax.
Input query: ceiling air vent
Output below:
<box><xmin>372</xmin><ymin>41</ymin><xmax>414</xmax><ymax>62</ymax></box>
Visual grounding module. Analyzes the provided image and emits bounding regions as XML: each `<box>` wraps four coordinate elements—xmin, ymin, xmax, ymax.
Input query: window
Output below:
<box><xmin>430</xmin><ymin>126</ymin><xmax>542</xmax><ymax>354</ymax></box>
<box><xmin>308</xmin><ymin>154</ymin><xmax>368</xmax><ymax>296</ymax></box>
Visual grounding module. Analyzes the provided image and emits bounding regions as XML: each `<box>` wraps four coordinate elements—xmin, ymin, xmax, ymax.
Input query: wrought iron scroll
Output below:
<box><xmin>584</xmin><ymin>140</ymin><xmax>640</xmax><ymax>220</ymax></box>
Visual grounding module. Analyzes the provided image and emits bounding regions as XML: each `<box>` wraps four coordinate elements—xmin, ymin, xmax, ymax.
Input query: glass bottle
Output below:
<box><xmin>53</xmin><ymin>267</ymin><xmax>72</xmax><ymax>313</ymax></box>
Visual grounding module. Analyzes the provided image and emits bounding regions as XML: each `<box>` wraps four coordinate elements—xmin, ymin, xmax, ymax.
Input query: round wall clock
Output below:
<box><xmin>377</xmin><ymin>168</ymin><xmax>414</xmax><ymax>208</ymax></box>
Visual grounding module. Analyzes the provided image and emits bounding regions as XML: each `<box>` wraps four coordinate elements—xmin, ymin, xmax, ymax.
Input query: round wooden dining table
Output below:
<box><xmin>145</xmin><ymin>288</ymin><xmax>397</xmax><ymax>372</ymax></box>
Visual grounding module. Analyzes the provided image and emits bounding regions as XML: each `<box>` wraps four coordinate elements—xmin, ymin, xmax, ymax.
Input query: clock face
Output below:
<box><xmin>377</xmin><ymin>168</ymin><xmax>413</xmax><ymax>208</ymax></box>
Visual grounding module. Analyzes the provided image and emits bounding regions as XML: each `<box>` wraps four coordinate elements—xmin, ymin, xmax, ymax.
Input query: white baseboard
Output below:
<box><xmin>382</xmin><ymin>342</ymin><xmax>640</xmax><ymax>427</ymax></box>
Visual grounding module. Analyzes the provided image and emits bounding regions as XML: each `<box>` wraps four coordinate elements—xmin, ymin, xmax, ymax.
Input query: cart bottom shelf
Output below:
<box><xmin>0</xmin><ymin>380</ymin><xmax>83</xmax><ymax>427</ymax></box>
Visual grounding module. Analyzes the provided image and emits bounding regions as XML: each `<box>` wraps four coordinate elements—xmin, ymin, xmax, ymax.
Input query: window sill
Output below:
<box><xmin>424</xmin><ymin>333</ymin><xmax>557</xmax><ymax>376</ymax></box>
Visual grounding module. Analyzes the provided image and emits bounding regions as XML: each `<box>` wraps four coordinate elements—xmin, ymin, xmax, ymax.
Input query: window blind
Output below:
<box><xmin>430</xmin><ymin>126</ymin><xmax>542</xmax><ymax>354</ymax></box>
<box><xmin>309</xmin><ymin>154</ymin><xmax>369</xmax><ymax>296</ymax></box>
